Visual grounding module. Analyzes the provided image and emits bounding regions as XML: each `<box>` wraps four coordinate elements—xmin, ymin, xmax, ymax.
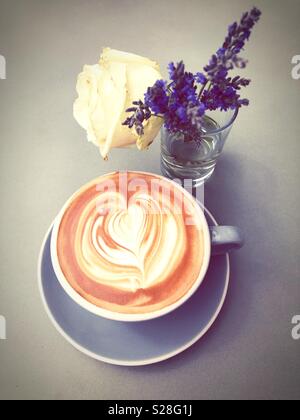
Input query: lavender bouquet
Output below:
<box><xmin>123</xmin><ymin>7</ymin><xmax>261</xmax><ymax>145</ymax></box>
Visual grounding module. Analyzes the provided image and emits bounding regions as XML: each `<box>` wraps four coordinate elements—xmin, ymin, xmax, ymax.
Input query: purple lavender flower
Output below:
<box><xmin>123</xmin><ymin>100</ymin><xmax>152</xmax><ymax>136</ymax></box>
<box><xmin>163</xmin><ymin>62</ymin><xmax>201</xmax><ymax>134</ymax></box>
<box><xmin>195</xmin><ymin>72</ymin><xmax>207</xmax><ymax>85</ymax></box>
<box><xmin>123</xmin><ymin>7</ymin><xmax>261</xmax><ymax>139</ymax></box>
<box><xmin>201</xmin><ymin>7</ymin><xmax>261</xmax><ymax>111</ymax></box>
<box><xmin>144</xmin><ymin>80</ymin><xmax>169</xmax><ymax>114</ymax></box>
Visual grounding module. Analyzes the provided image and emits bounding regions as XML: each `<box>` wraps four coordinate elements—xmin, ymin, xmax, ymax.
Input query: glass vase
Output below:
<box><xmin>161</xmin><ymin>108</ymin><xmax>238</xmax><ymax>186</ymax></box>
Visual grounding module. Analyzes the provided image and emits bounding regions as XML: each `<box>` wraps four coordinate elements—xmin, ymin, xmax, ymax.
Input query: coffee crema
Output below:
<box><xmin>55</xmin><ymin>172</ymin><xmax>205</xmax><ymax>314</ymax></box>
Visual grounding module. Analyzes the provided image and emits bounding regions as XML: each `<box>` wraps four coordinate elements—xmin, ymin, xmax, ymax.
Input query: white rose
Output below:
<box><xmin>73</xmin><ymin>48</ymin><xmax>163</xmax><ymax>159</ymax></box>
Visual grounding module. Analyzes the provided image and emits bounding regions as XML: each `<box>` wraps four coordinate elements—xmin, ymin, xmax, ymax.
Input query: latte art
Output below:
<box><xmin>78</xmin><ymin>194</ymin><xmax>183</xmax><ymax>291</ymax></box>
<box><xmin>55</xmin><ymin>172</ymin><xmax>206</xmax><ymax>314</ymax></box>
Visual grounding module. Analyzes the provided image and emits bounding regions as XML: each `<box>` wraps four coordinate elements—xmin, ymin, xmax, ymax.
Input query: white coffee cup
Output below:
<box><xmin>51</xmin><ymin>172</ymin><xmax>243</xmax><ymax>322</ymax></box>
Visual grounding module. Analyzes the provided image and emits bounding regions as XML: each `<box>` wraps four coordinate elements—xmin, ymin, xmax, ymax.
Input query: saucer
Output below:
<box><xmin>38</xmin><ymin>208</ymin><xmax>229</xmax><ymax>366</ymax></box>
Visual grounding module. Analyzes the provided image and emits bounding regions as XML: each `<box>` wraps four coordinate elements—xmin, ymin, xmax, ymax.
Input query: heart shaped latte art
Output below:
<box><xmin>56</xmin><ymin>172</ymin><xmax>205</xmax><ymax>314</ymax></box>
<box><xmin>76</xmin><ymin>191</ymin><xmax>186</xmax><ymax>292</ymax></box>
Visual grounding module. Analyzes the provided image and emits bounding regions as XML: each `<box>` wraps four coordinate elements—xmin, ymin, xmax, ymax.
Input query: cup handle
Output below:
<box><xmin>209</xmin><ymin>226</ymin><xmax>244</xmax><ymax>256</ymax></box>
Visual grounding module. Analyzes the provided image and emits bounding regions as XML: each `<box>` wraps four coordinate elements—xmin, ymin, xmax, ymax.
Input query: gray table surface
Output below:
<box><xmin>0</xmin><ymin>0</ymin><xmax>299</xmax><ymax>400</ymax></box>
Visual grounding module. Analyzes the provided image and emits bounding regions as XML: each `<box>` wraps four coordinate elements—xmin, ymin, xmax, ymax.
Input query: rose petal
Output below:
<box><xmin>100</xmin><ymin>47</ymin><xmax>159</xmax><ymax>70</ymax></box>
<box><xmin>74</xmin><ymin>48</ymin><xmax>163</xmax><ymax>158</ymax></box>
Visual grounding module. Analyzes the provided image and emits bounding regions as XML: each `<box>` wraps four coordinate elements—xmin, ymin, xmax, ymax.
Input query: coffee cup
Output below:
<box><xmin>51</xmin><ymin>172</ymin><xmax>243</xmax><ymax>322</ymax></box>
